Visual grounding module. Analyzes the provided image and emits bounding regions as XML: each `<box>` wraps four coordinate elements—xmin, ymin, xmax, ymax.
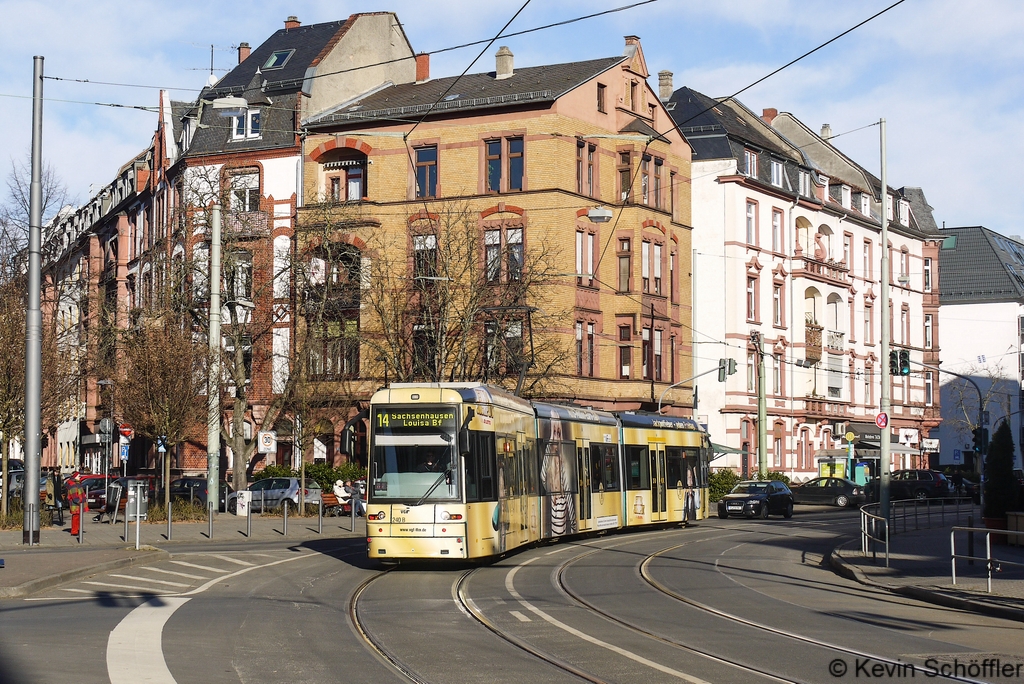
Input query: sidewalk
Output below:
<box><xmin>832</xmin><ymin>521</ymin><xmax>1024</xmax><ymax>623</ymax></box>
<box><xmin>0</xmin><ymin>511</ymin><xmax>366</xmax><ymax>598</ymax></box>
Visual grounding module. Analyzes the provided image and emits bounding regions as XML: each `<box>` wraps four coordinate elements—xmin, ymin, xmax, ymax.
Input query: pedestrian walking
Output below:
<box><xmin>67</xmin><ymin>471</ymin><xmax>85</xmax><ymax>535</ymax></box>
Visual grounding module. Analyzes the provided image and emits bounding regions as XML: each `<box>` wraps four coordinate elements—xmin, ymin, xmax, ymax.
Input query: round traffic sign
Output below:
<box><xmin>119</xmin><ymin>423</ymin><xmax>134</xmax><ymax>439</ymax></box>
<box><xmin>875</xmin><ymin>412</ymin><xmax>889</xmax><ymax>429</ymax></box>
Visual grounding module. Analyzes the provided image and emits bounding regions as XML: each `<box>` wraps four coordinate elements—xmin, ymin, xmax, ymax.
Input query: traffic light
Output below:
<box><xmin>972</xmin><ymin>427</ymin><xmax>989</xmax><ymax>453</ymax></box>
<box><xmin>718</xmin><ymin>358</ymin><xmax>738</xmax><ymax>382</ymax></box>
<box><xmin>889</xmin><ymin>350</ymin><xmax>899</xmax><ymax>375</ymax></box>
<box><xmin>898</xmin><ymin>349</ymin><xmax>911</xmax><ymax>376</ymax></box>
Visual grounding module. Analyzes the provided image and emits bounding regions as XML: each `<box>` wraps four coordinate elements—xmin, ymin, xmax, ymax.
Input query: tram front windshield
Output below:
<box><xmin>370</xmin><ymin>406</ymin><xmax>460</xmax><ymax>503</ymax></box>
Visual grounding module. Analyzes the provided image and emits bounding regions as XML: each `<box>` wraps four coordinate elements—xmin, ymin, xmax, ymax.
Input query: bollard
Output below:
<box><xmin>246</xmin><ymin>504</ymin><xmax>252</xmax><ymax>538</ymax></box>
<box><xmin>968</xmin><ymin>514</ymin><xmax>975</xmax><ymax>566</ymax></box>
<box><xmin>208</xmin><ymin>501</ymin><xmax>213</xmax><ymax>540</ymax></box>
<box><xmin>123</xmin><ymin>505</ymin><xmax>129</xmax><ymax>542</ymax></box>
<box><xmin>167</xmin><ymin>500</ymin><xmax>173</xmax><ymax>541</ymax></box>
<box><xmin>351</xmin><ymin>492</ymin><xmax>357</xmax><ymax>532</ymax></box>
<box><xmin>134</xmin><ymin>499</ymin><xmax>141</xmax><ymax>551</ymax></box>
<box><xmin>283</xmin><ymin>499</ymin><xmax>288</xmax><ymax>536</ymax></box>
<box><xmin>261</xmin><ymin>490</ymin><xmax>265</xmax><ymax>516</ymax></box>
<box><xmin>318</xmin><ymin>499</ymin><xmax>323</xmax><ymax>535</ymax></box>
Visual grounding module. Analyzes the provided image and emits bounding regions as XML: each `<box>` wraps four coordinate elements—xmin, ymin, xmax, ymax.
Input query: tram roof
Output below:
<box><xmin>379</xmin><ymin>383</ymin><xmax>534</xmax><ymax>413</ymax></box>
<box><xmin>532</xmin><ymin>402</ymin><xmax>619</xmax><ymax>427</ymax></box>
<box><xmin>615</xmin><ymin>412</ymin><xmax>704</xmax><ymax>433</ymax></box>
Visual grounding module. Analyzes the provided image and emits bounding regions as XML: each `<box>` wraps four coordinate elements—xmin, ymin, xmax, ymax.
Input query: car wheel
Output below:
<box><xmin>718</xmin><ymin>509</ymin><xmax>728</xmax><ymax>519</ymax></box>
<box><xmin>227</xmin><ymin>499</ymin><xmax>237</xmax><ymax>514</ymax></box>
<box><xmin>835</xmin><ymin>494</ymin><xmax>849</xmax><ymax>507</ymax></box>
<box><xmin>914</xmin><ymin>489</ymin><xmax>929</xmax><ymax>501</ymax></box>
<box><xmin>760</xmin><ymin>503</ymin><xmax>770</xmax><ymax>519</ymax></box>
<box><xmin>783</xmin><ymin>502</ymin><xmax>793</xmax><ymax>519</ymax></box>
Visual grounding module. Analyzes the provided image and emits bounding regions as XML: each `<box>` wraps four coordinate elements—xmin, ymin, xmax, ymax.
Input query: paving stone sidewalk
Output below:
<box><xmin>0</xmin><ymin>512</ymin><xmax>366</xmax><ymax>598</ymax></box>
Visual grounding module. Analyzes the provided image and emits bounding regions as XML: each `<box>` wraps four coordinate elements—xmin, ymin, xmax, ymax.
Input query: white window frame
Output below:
<box><xmin>746</xmin><ymin>201</ymin><xmax>756</xmax><ymax>245</ymax></box>
<box><xmin>924</xmin><ymin>314</ymin><xmax>933</xmax><ymax>349</ymax></box>
<box><xmin>923</xmin><ymin>257</ymin><xmax>932</xmax><ymax>292</ymax></box>
<box><xmin>770</xmin><ymin>160</ymin><xmax>783</xmax><ymax>187</ymax></box>
<box><xmin>744</xmin><ymin>150</ymin><xmax>758</xmax><ymax>177</ymax></box>
<box><xmin>231</xmin><ymin>109</ymin><xmax>261</xmax><ymax>141</ymax></box>
<box><xmin>799</xmin><ymin>171</ymin><xmax>810</xmax><ymax>197</ymax></box>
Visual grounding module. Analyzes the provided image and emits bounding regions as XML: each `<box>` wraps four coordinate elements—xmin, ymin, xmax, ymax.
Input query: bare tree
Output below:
<box><xmin>941</xmin><ymin>360</ymin><xmax>1016</xmax><ymax>462</ymax></box>
<box><xmin>114</xmin><ymin>308</ymin><xmax>209</xmax><ymax>511</ymax></box>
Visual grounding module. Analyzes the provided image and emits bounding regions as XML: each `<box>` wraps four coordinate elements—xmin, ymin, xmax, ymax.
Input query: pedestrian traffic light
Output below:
<box><xmin>898</xmin><ymin>349</ymin><xmax>911</xmax><ymax>376</ymax></box>
<box><xmin>889</xmin><ymin>350</ymin><xmax>898</xmax><ymax>375</ymax></box>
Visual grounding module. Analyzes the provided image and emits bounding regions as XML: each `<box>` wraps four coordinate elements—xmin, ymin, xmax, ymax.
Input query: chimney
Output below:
<box><xmin>624</xmin><ymin>35</ymin><xmax>641</xmax><ymax>46</ymax></box>
<box><xmin>238</xmin><ymin>42</ymin><xmax>251</xmax><ymax>64</ymax></box>
<box><xmin>762</xmin><ymin>108</ymin><xmax>778</xmax><ymax>125</ymax></box>
<box><xmin>820</xmin><ymin>123</ymin><xmax>832</xmax><ymax>140</ymax></box>
<box><xmin>658</xmin><ymin>70</ymin><xmax>673</xmax><ymax>102</ymax></box>
<box><xmin>284</xmin><ymin>15</ymin><xmax>300</xmax><ymax>30</ymax></box>
<box><xmin>415</xmin><ymin>53</ymin><xmax>430</xmax><ymax>83</ymax></box>
<box><xmin>495</xmin><ymin>46</ymin><xmax>513</xmax><ymax>80</ymax></box>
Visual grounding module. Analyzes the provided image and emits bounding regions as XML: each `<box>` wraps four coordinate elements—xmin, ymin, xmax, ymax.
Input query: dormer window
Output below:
<box><xmin>263</xmin><ymin>49</ymin><xmax>295</xmax><ymax>70</ymax></box>
<box><xmin>859</xmin><ymin>193</ymin><xmax>870</xmax><ymax>215</ymax></box>
<box><xmin>770</xmin><ymin>160</ymin><xmax>783</xmax><ymax>187</ymax></box>
<box><xmin>841</xmin><ymin>185</ymin><xmax>851</xmax><ymax>209</ymax></box>
<box><xmin>231</xmin><ymin>109</ymin><xmax>261</xmax><ymax>140</ymax></box>
<box><xmin>744</xmin><ymin>149</ymin><xmax>758</xmax><ymax>177</ymax></box>
<box><xmin>898</xmin><ymin>199</ymin><xmax>910</xmax><ymax>227</ymax></box>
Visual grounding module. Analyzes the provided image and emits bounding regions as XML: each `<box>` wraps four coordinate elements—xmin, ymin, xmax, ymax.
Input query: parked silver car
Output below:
<box><xmin>226</xmin><ymin>477</ymin><xmax>322</xmax><ymax>514</ymax></box>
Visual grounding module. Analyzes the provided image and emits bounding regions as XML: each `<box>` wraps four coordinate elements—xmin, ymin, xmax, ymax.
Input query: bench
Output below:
<box><xmin>320</xmin><ymin>492</ymin><xmax>347</xmax><ymax>517</ymax></box>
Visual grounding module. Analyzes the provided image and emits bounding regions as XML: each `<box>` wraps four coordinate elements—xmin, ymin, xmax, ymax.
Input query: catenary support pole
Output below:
<box><xmin>23</xmin><ymin>56</ymin><xmax>44</xmax><ymax>545</ymax></box>
<box><xmin>879</xmin><ymin>118</ymin><xmax>892</xmax><ymax>526</ymax></box>
<box><xmin>207</xmin><ymin>204</ymin><xmax>222</xmax><ymax>517</ymax></box>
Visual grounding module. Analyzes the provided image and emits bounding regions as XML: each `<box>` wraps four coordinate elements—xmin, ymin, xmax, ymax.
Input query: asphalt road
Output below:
<box><xmin>3</xmin><ymin>508</ymin><xmax>1023</xmax><ymax>684</ymax></box>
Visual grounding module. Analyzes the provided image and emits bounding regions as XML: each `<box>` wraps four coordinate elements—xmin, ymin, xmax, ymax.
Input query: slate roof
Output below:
<box><xmin>939</xmin><ymin>226</ymin><xmax>1024</xmax><ymax>304</ymax></box>
<box><xmin>304</xmin><ymin>56</ymin><xmax>625</xmax><ymax>128</ymax></box>
<box><xmin>666</xmin><ymin>87</ymin><xmax>802</xmax><ymax>163</ymax></box>
<box><xmin>185</xmin><ymin>18</ymin><xmax>356</xmax><ymax>157</ymax></box>
<box><xmin>900</xmin><ymin>187</ymin><xmax>938</xmax><ymax>234</ymax></box>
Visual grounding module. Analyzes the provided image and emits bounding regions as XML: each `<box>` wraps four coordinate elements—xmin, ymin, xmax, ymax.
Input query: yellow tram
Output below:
<box><xmin>365</xmin><ymin>383</ymin><xmax>711</xmax><ymax>561</ymax></box>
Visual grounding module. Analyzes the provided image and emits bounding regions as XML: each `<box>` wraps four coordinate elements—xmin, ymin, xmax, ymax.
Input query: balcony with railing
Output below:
<box><xmin>825</xmin><ymin>329</ymin><xmax>845</xmax><ymax>352</ymax></box>
<box><xmin>804</xmin><ymin>313</ymin><xmax>823</xmax><ymax>364</ymax></box>
<box><xmin>224</xmin><ymin>210</ymin><xmax>270</xmax><ymax>237</ymax></box>
<box><xmin>794</xmin><ymin>255</ymin><xmax>849</xmax><ymax>287</ymax></box>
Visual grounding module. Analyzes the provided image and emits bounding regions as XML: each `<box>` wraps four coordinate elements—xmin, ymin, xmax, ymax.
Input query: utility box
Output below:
<box><xmin>236</xmin><ymin>491</ymin><xmax>251</xmax><ymax>517</ymax></box>
<box><xmin>1007</xmin><ymin>511</ymin><xmax>1024</xmax><ymax>547</ymax></box>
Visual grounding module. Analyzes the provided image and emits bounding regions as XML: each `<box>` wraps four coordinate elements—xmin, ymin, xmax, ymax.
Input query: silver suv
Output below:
<box><xmin>226</xmin><ymin>477</ymin><xmax>322</xmax><ymax>513</ymax></box>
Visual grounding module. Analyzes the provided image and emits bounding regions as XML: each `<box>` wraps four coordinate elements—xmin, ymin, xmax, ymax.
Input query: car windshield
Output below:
<box><xmin>370</xmin><ymin>405</ymin><xmax>460</xmax><ymax>503</ymax></box>
<box><xmin>731</xmin><ymin>482</ymin><xmax>768</xmax><ymax>494</ymax></box>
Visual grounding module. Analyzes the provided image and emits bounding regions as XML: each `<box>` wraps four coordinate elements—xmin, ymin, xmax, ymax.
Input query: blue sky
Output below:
<box><xmin>1</xmin><ymin>0</ymin><xmax>1021</xmax><ymax>234</ymax></box>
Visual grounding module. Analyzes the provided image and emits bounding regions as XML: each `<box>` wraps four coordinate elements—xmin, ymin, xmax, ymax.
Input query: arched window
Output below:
<box><xmin>321</xmin><ymin>150</ymin><xmax>368</xmax><ymax>202</ymax></box>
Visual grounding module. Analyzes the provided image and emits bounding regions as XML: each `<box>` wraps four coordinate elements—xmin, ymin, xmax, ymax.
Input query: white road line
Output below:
<box><xmin>59</xmin><ymin>588</ymin><xmax>93</xmax><ymax>594</ymax></box>
<box><xmin>105</xmin><ymin>552</ymin><xmax>317</xmax><ymax>684</ymax></box>
<box><xmin>169</xmin><ymin>560</ymin><xmax>229</xmax><ymax>573</ymax></box>
<box><xmin>107</xmin><ymin>596</ymin><xmax>190</xmax><ymax>684</ymax></box>
<box><xmin>108</xmin><ymin>574</ymin><xmax>190</xmax><ymax>588</ymax></box>
<box><xmin>137</xmin><ymin>567</ymin><xmax>209</xmax><ymax>580</ymax></box>
<box><xmin>510</xmin><ymin>610</ymin><xmax>531</xmax><ymax>622</ymax></box>
<box><xmin>209</xmin><ymin>554</ymin><xmax>254</xmax><ymax>566</ymax></box>
<box><xmin>81</xmin><ymin>581</ymin><xmax>173</xmax><ymax>593</ymax></box>
<box><xmin>505</xmin><ymin>561</ymin><xmax>710</xmax><ymax>684</ymax></box>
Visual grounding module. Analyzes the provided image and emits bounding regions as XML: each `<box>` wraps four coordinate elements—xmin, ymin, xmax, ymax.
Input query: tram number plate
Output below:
<box><xmin>393</xmin><ymin>516</ymin><xmax>405</xmax><ymax>524</ymax></box>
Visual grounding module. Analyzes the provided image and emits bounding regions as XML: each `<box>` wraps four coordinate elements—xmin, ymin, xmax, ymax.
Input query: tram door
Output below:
<box><xmin>649</xmin><ymin>444</ymin><xmax>667</xmax><ymax>521</ymax></box>
<box><xmin>577</xmin><ymin>444</ymin><xmax>593</xmax><ymax>530</ymax></box>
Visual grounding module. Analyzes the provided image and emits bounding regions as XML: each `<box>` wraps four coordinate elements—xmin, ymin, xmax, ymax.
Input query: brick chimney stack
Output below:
<box><xmin>495</xmin><ymin>46</ymin><xmax>513</xmax><ymax>80</ymax></box>
<box><xmin>415</xmin><ymin>53</ymin><xmax>430</xmax><ymax>83</ymax></box>
<box><xmin>658</xmin><ymin>71</ymin><xmax>673</xmax><ymax>102</ymax></box>
<box><xmin>238</xmin><ymin>42</ymin><xmax>251</xmax><ymax>64</ymax></box>
<box><xmin>285</xmin><ymin>16</ymin><xmax>300</xmax><ymax>30</ymax></box>
<box><xmin>762</xmin><ymin>108</ymin><xmax>778</xmax><ymax>125</ymax></box>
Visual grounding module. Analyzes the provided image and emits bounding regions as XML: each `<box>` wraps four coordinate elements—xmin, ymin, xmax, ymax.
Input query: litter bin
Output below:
<box><xmin>236</xmin><ymin>490</ymin><xmax>251</xmax><ymax>517</ymax></box>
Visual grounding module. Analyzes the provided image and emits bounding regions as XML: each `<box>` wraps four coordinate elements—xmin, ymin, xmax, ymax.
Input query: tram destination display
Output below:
<box><xmin>375</xmin><ymin>408</ymin><xmax>456</xmax><ymax>429</ymax></box>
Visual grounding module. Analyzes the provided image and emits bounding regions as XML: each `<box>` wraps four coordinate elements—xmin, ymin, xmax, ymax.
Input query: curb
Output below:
<box><xmin>829</xmin><ymin>540</ymin><xmax>1024</xmax><ymax>624</ymax></box>
<box><xmin>0</xmin><ymin>547</ymin><xmax>169</xmax><ymax>599</ymax></box>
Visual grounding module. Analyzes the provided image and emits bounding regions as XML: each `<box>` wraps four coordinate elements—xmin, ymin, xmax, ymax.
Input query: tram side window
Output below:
<box><xmin>466</xmin><ymin>432</ymin><xmax>497</xmax><ymax>502</ymax></box>
<box><xmin>524</xmin><ymin>440</ymin><xmax>538</xmax><ymax>495</ymax></box>
<box><xmin>683</xmin><ymin>448</ymin><xmax>701</xmax><ymax>487</ymax></box>
<box><xmin>666</xmin><ymin>447</ymin><xmax>685</xmax><ymax>488</ymax></box>
<box><xmin>626</xmin><ymin>445</ymin><xmax>650</xmax><ymax>489</ymax></box>
<box><xmin>590</xmin><ymin>444</ymin><xmax>620</xmax><ymax>492</ymax></box>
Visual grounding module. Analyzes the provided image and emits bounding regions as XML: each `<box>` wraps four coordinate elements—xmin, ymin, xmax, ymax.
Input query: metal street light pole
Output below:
<box><xmin>207</xmin><ymin>203</ymin><xmax>222</xmax><ymax>514</ymax></box>
<box><xmin>23</xmin><ymin>56</ymin><xmax>44</xmax><ymax>545</ymax></box>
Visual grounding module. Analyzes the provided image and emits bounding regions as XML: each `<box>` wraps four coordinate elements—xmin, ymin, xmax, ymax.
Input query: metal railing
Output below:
<box><xmin>860</xmin><ymin>496</ymin><xmax>976</xmax><ymax>568</ymax></box>
<box><xmin>951</xmin><ymin>526</ymin><xmax>1024</xmax><ymax>593</ymax></box>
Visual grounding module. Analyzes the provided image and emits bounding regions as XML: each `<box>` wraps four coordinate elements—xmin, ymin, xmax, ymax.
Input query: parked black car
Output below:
<box><xmin>791</xmin><ymin>477</ymin><xmax>865</xmax><ymax>507</ymax></box>
<box><xmin>718</xmin><ymin>480</ymin><xmax>794</xmax><ymax>519</ymax></box>
<box><xmin>865</xmin><ymin>469</ymin><xmax>951</xmax><ymax>502</ymax></box>
<box><xmin>168</xmin><ymin>477</ymin><xmax>233</xmax><ymax>512</ymax></box>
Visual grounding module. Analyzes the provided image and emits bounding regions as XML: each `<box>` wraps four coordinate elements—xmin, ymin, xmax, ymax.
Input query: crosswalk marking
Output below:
<box><xmin>108</xmin><ymin>574</ymin><xmax>190</xmax><ymax>588</ymax></box>
<box><xmin>137</xmin><ymin>567</ymin><xmax>209</xmax><ymax>580</ymax></box>
<box><xmin>210</xmin><ymin>554</ymin><xmax>254</xmax><ymax>567</ymax></box>
<box><xmin>81</xmin><ymin>581</ymin><xmax>172</xmax><ymax>593</ymax></box>
<box><xmin>169</xmin><ymin>560</ymin><xmax>230</xmax><ymax>573</ymax></box>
